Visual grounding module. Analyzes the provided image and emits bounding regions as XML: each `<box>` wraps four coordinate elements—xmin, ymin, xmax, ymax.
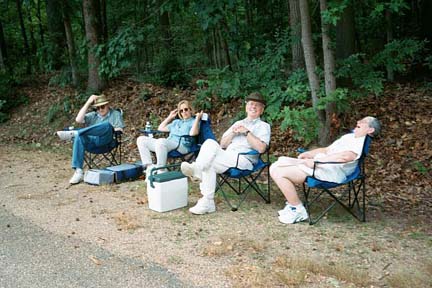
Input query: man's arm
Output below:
<box><xmin>76</xmin><ymin>95</ymin><xmax>98</xmax><ymax>124</ymax></box>
<box><xmin>298</xmin><ymin>147</ymin><xmax>328</xmax><ymax>159</ymax></box>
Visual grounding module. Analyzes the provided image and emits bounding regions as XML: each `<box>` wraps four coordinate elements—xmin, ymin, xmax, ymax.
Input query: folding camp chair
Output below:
<box><xmin>84</xmin><ymin>130</ymin><xmax>123</xmax><ymax>169</ymax></box>
<box><xmin>302</xmin><ymin>135</ymin><xmax>372</xmax><ymax>225</ymax></box>
<box><xmin>83</xmin><ymin>108</ymin><xmax>124</xmax><ymax>169</ymax></box>
<box><xmin>216</xmin><ymin>149</ymin><xmax>271</xmax><ymax>211</ymax></box>
<box><xmin>140</xmin><ymin>117</ymin><xmax>216</xmax><ymax>166</ymax></box>
<box><xmin>167</xmin><ymin>117</ymin><xmax>216</xmax><ymax>163</ymax></box>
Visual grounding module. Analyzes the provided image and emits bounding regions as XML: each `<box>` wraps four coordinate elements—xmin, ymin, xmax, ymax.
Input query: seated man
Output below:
<box><xmin>181</xmin><ymin>92</ymin><xmax>271</xmax><ymax>215</ymax></box>
<box><xmin>57</xmin><ymin>94</ymin><xmax>125</xmax><ymax>184</ymax></box>
<box><xmin>270</xmin><ymin>116</ymin><xmax>381</xmax><ymax>224</ymax></box>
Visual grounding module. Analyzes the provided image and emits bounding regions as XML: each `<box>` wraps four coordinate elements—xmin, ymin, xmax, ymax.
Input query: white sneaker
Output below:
<box><xmin>278</xmin><ymin>204</ymin><xmax>308</xmax><ymax>224</ymax></box>
<box><xmin>278</xmin><ymin>202</ymin><xmax>295</xmax><ymax>216</ymax></box>
<box><xmin>189</xmin><ymin>198</ymin><xmax>216</xmax><ymax>215</ymax></box>
<box><xmin>57</xmin><ymin>130</ymin><xmax>77</xmax><ymax>141</ymax></box>
<box><xmin>181</xmin><ymin>162</ymin><xmax>201</xmax><ymax>182</ymax></box>
<box><xmin>69</xmin><ymin>169</ymin><xmax>84</xmax><ymax>184</ymax></box>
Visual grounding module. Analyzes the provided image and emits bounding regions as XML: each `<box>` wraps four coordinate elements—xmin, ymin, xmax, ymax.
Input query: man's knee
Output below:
<box><xmin>201</xmin><ymin>138</ymin><xmax>219</xmax><ymax>150</ymax></box>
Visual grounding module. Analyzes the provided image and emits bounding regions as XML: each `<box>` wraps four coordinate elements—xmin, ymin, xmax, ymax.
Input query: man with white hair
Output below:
<box><xmin>270</xmin><ymin>116</ymin><xmax>381</xmax><ymax>224</ymax></box>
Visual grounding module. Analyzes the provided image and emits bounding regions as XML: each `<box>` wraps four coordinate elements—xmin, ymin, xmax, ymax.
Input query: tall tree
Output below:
<box><xmin>16</xmin><ymin>0</ymin><xmax>31</xmax><ymax>73</ymax></box>
<box><xmin>336</xmin><ymin>3</ymin><xmax>356</xmax><ymax>60</ymax></box>
<box><xmin>320</xmin><ymin>0</ymin><xmax>336</xmax><ymax>145</ymax></box>
<box><xmin>62</xmin><ymin>0</ymin><xmax>79</xmax><ymax>87</ymax></box>
<box><xmin>83</xmin><ymin>0</ymin><xmax>104</xmax><ymax>92</ymax></box>
<box><xmin>45</xmin><ymin>0</ymin><xmax>65</xmax><ymax>69</ymax></box>
<box><xmin>299</xmin><ymin>0</ymin><xmax>326</xmax><ymax>144</ymax></box>
<box><xmin>289</xmin><ymin>0</ymin><xmax>304</xmax><ymax>70</ymax></box>
<box><xmin>36</xmin><ymin>0</ymin><xmax>45</xmax><ymax>45</ymax></box>
<box><xmin>0</xmin><ymin>19</ymin><xmax>7</xmax><ymax>71</ymax></box>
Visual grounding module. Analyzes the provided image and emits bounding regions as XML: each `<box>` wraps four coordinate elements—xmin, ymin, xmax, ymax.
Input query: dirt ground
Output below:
<box><xmin>0</xmin><ymin>144</ymin><xmax>430</xmax><ymax>288</ymax></box>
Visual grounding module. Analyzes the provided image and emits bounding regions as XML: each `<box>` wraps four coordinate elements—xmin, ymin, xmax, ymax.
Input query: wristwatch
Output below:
<box><xmin>244</xmin><ymin>130</ymin><xmax>250</xmax><ymax>136</ymax></box>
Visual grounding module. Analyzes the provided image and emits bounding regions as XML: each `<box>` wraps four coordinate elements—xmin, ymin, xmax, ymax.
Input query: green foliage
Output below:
<box><xmin>372</xmin><ymin>39</ymin><xmax>426</xmax><ymax>74</ymax></box>
<box><xmin>279</xmin><ymin>107</ymin><xmax>319</xmax><ymax>145</ymax></box>
<box><xmin>412</xmin><ymin>161</ymin><xmax>429</xmax><ymax>175</ymax></box>
<box><xmin>48</xmin><ymin>68</ymin><xmax>73</xmax><ymax>88</ymax></box>
<box><xmin>154</xmin><ymin>53</ymin><xmax>191</xmax><ymax>88</ymax></box>
<box><xmin>336</xmin><ymin>54</ymin><xmax>384</xmax><ymax>96</ymax></box>
<box><xmin>98</xmin><ymin>27</ymin><xmax>145</xmax><ymax>79</ymax></box>
<box><xmin>46</xmin><ymin>103</ymin><xmax>61</xmax><ymax>124</ymax></box>
<box><xmin>0</xmin><ymin>73</ymin><xmax>28</xmax><ymax>123</ymax></box>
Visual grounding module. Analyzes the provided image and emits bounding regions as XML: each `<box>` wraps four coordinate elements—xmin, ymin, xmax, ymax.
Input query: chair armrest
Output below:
<box><xmin>233</xmin><ymin>150</ymin><xmax>260</xmax><ymax>169</ymax></box>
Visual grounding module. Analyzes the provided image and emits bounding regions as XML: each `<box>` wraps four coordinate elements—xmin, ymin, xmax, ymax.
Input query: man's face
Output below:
<box><xmin>354</xmin><ymin>118</ymin><xmax>374</xmax><ymax>137</ymax></box>
<box><xmin>245</xmin><ymin>100</ymin><xmax>264</xmax><ymax>119</ymax></box>
<box><xmin>96</xmin><ymin>104</ymin><xmax>109</xmax><ymax>117</ymax></box>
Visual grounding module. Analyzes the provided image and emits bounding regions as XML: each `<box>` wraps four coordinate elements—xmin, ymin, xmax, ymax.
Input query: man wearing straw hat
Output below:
<box><xmin>56</xmin><ymin>94</ymin><xmax>125</xmax><ymax>184</ymax></box>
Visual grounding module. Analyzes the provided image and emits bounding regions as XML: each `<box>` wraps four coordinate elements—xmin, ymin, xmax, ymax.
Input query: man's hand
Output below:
<box><xmin>232</xmin><ymin>124</ymin><xmax>249</xmax><ymax>135</ymax></box>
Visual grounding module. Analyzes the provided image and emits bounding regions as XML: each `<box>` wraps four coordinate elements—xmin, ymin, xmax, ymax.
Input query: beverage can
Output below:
<box><xmin>202</xmin><ymin>113</ymin><xmax>208</xmax><ymax>121</ymax></box>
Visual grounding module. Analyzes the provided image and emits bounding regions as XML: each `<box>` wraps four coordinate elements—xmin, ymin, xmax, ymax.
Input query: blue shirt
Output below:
<box><xmin>167</xmin><ymin>118</ymin><xmax>196</xmax><ymax>149</ymax></box>
<box><xmin>84</xmin><ymin>108</ymin><xmax>125</xmax><ymax>129</ymax></box>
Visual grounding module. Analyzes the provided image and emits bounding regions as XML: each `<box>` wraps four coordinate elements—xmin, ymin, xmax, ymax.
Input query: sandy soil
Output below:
<box><xmin>0</xmin><ymin>144</ymin><xmax>431</xmax><ymax>287</ymax></box>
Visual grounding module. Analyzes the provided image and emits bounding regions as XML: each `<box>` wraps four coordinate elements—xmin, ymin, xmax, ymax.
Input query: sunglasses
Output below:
<box><xmin>96</xmin><ymin>104</ymin><xmax>106</xmax><ymax>110</ymax></box>
<box><xmin>179</xmin><ymin>107</ymin><xmax>190</xmax><ymax>113</ymax></box>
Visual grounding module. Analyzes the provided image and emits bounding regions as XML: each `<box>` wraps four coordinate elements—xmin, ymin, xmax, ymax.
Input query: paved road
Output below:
<box><xmin>0</xmin><ymin>207</ymin><xmax>191</xmax><ymax>288</ymax></box>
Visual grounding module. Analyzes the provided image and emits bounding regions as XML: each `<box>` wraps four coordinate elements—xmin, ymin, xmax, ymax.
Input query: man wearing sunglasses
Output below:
<box><xmin>181</xmin><ymin>92</ymin><xmax>271</xmax><ymax>215</ymax></box>
<box><xmin>56</xmin><ymin>94</ymin><xmax>125</xmax><ymax>184</ymax></box>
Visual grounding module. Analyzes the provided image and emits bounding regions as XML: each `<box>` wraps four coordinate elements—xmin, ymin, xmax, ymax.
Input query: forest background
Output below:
<box><xmin>0</xmin><ymin>1</ymin><xmax>431</xmax><ymax>224</ymax></box>
<box><xmin>0</xmin><ymin>0</ymin><xmax>432</xmax><ymax>286</ymax></box>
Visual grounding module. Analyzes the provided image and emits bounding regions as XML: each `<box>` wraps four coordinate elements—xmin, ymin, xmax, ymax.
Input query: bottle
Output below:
<box><xmin>145</xmin><ymin>121</ymin><xmax>153</xmax><ymax>138</ymax></box>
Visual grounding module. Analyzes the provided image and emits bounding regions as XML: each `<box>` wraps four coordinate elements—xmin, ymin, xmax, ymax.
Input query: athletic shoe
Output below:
<box><xmin>180</xmin><ymin>162</ymin><xmax>201</xmax><ymax>182</ymax></box>
<box><xmin>278</xmin><ymin>202</ymin><xmax>295</xmax><ymax>216</ymax></box>
<box><xmin>189</xmin><ymin>198</ymin><xmax>216</xmax><ymax>215</ymax></box>
<box><xmin>57</xmin><ymin>130</ymin><xmax>77</xmax><ymax>141</ymax></box>
<box><xmin>69</xmin><ymin>168</ymin><xmax>84</xmax><ymax>184</ymax></box>
<box><xmin>278</xmin><ymin>204</ymin><xmax>308</xmax><ymax>224</ymax></box>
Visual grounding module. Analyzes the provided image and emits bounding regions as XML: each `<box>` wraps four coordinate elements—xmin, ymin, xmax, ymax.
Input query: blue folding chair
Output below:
<box><xmin>216</xmin><ymin>149</ymin><xmax>271</xmax><ymax>211</ymax></box>
<box><xmin>84</xmin><ymin>130</ymin><xmax>123</xmax><ymax>169</ymax></box>
<box><xmin>167</xmin><ymin>117</ymin><xmax>216</xmax><ymax>163</ymax></box>
<box><xmin>83</xmin><ymin>109</ymin><xmax>124</xmax><ymax>169</ymax></box>
<box><xmin>302</xmin><ymin>135</ymin><xmax>373</xmax><ymax>224</ymax></box>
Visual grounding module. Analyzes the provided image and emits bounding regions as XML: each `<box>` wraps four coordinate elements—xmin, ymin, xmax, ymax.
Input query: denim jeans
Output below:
<box><xmin>71</xmin><ymin>122</ymin><xmax>114</xmax><ymax>169</ymax></box>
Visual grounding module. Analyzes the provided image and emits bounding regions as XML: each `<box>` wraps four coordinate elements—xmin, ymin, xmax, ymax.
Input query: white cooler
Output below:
<box><xmin>147</xmin><ymin>171</ymin><xmax>188</xmax><ymax>212</ymax></box>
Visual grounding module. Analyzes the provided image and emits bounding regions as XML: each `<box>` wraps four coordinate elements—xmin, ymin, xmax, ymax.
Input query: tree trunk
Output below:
<box><xmin>159</xmin><ymin>0</ymin><xmax>172</xmax><ymax>51</ymax></box>
<box><xmin>319</xmin><ymin>0</ymin><xmax>336</xmax><ymax>145</ymax></box>
<box><xmin>385</xmin><ymin>9</ymin><xmax>394</xmax><ymax>82</ymax></box>
<box><xmin>289</xmin><ymin>0</ymin><xmax>304</xmax><ymax>70</ymax></box>
<box><xmin>220</xmin><ymin>20</ymin><xmax>233</xmax><ymax>70</ymax></box>
<box><xmin>0</xmin><ymin>19</ymin><xmax>7</xmax><ymax>70</ymax></box>
<box><xmin>83</xmin><ymin>0</ymin><xmax>104</xmax><ymax>93</ymax></box>
<box><xmin>336</xmin><ymin>2</ymin><xmax>356</xmax><ymax>60</ymax></box>
<box><xmin>62</xmin><ymin>0</ymin><xmax>79</xmax><ymax>87</ymax></box>
<box><xmin>299</xmin><ymin>0</ymin><xmax>325</xmax><ymax>140</ymax></box>
<box><xmin>36</xmin><ymin>0</ymin><xmax>45</xmax><ymax>45</ymax></box>
<box><xmin>16</xmin><ymin>0</ymin><xmax>31</xmax><ymax>74</ymax></box>
<box><xmin>45</xmin><ymin>0</ymin><xmax>66</xmax><ymax>69</ymax></box>
<box><xmin>100</xmin><ymin>0</ymin><xmax>108</xmax><ymax>41</ymax></box>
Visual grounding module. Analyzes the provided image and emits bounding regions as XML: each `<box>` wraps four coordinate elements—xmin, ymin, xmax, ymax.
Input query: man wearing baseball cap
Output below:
<box><xmin>181</xmin><ymin>92</ymin><xmax>271</xmax><ymax>214</ymax></box>
<box><xmin>56</xmin><ymin>94</ymin><xmax>125</xmax><ymax>184</ymax></box>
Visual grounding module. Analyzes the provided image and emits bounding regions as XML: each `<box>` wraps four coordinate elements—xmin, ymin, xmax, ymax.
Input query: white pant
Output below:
<box><xmin>136</xmin><ymin>136</ymin><xmax>188</xmax><ymax>167</ymax></box>
<box><xmin>195</xmin><ymin>139</ymin><xmax>253</xmax><ymax>199</ymax></box>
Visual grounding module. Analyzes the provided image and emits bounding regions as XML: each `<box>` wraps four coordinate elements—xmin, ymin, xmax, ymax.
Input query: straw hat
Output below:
<box><xmin>93</xmin><ymin>94</ymin><xmax>110</xmax><ymax>107</ymax></box>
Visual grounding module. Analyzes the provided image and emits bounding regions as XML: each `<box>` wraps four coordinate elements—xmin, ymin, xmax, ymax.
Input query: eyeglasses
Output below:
<box><xmin>97</xmin><ymin>105</ymin><xmax>106</xmax><ymax>110</ymax></box>
<box><xmin>179</xmin><ymin>107</ymin><xmax>190</xmax><ymax>113</ymax></box>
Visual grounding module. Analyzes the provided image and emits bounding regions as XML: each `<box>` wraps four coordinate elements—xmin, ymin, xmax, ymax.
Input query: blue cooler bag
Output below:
<box><xmin>106</xmin><ymin>163</ymin><xmax>143</xmax><ymax>183</ymax></box>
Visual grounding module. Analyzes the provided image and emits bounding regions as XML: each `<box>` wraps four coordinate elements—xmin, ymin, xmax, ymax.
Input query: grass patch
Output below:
<box><xmin>386</xmin><ymin>260</ymin><xmax>432</xmax><ymax>287</ymax></box>
<box><xmin>226</xmin><ymin>255</ymin><xmax>372</xmax><ymax>287</ymax></box>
